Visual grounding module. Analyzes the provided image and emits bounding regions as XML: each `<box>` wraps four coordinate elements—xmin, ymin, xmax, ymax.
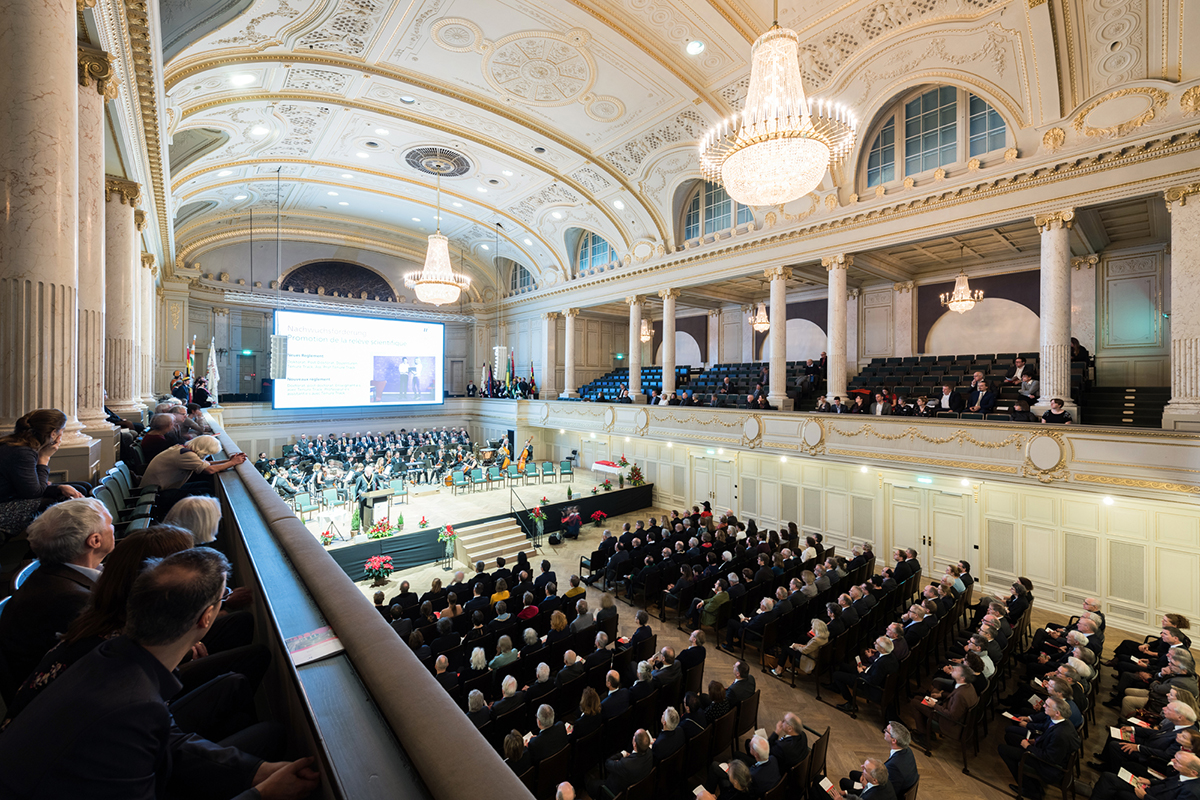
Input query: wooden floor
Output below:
<box><xmin>359</xmin><ymin>503</ymin><xmax>1139</xmax><ymax>800</ymax></box>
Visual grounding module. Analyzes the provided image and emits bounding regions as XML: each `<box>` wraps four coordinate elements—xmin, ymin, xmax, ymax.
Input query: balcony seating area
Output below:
<box><xmin>576</xmin><ymin>366</ymin><xmax>690</xmax><ymax>401</ymax></box>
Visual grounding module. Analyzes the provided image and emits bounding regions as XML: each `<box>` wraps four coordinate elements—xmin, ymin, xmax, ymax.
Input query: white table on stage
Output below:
<box><xmin>592</xmin><ymin>462</ymin><xmax>623</xmax><ymax>476</ymax></box>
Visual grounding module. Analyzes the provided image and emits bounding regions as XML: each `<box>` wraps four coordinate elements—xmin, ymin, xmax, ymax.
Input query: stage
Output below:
<box><xmin>299</xmin><ymin>465</ymin><xmax>656</xmax><ymax>581</ymax></box>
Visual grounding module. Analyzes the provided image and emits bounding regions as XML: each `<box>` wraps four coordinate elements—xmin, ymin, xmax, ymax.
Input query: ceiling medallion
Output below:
<box><xmin>940</xmin><ymin>269</ymin><xmax>983</xmax><ymax>314</ymax></box>
<box><xmin>404</xmin><ymin>165</ymin><xmax>470</xmax><ymax>306</ymax></box>
<box><xmin>699</xmin><ymin>2</ymin><xmax>856</xmax><ymax>207</ymax></box>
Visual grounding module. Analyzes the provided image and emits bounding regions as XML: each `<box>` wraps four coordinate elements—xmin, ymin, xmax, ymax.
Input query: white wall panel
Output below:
<box><xmin>1021</xmin><ymin>525</ymin><xmax>1059</xmax><ymax>584</ymax></box>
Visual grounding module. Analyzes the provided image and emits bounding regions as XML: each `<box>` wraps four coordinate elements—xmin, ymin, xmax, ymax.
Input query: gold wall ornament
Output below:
<box><xmin>77</xmin><ymin>0</ymin><xmax>97</xmax><ymax>8</ymax></box>
<box><xmin>826</xmin><ymin>447</ymin><xmax>1021</xmax><ymax>475</ymax></box>
<box><xmin>1072</xmin><ymin>88</ymin><xmax>1170</xmax><ymax>138</ymax></box>
<box><xmin>78</xmin><ymin>45</ymin><xmax>119</xmax><ymax>99</ymax></box>
<box><xmin>104</xmin><ymin>176</ymin><xmax>142</xmax><ymax>206</ymax></box>
<box><xmin>822</xmin><ymin>254</ymin><xmax>853</xmax><ymax>270</ymax></box>
<box><xmin>1183</xmin><ymin>87</ymin><xmax>1200</xmax><ymax>117</ymax></box>
<box><xmin>1004</xmin><ymin>147</ymin><xmax>1019</xmax><ymax>162</ymax></box>
<box><xmin>967</xmin><ymin>158</ymin><xmax>981</xmax><ymax>171</ymax></box>
<box><xmin>1071</xmin><ymin>473</ymin><xmax>1200</xmax><ymax>496</ymax></box>
<box><xmin>140</xmin><ymin>253</ymin><xmax>156</xmax><ymax>269</ymax></box>
<box><xmin>825</xmin><ymin>422</ymin><xmax>1025</xmax><ymax>449</ymax></box>
<box><xmin>1164</xmin><ymin>184</ymin><xmax>1200</xmax><ymax>211</ymax></box>
<box><xmin>893</xmin><ymin>281</ymin><xmax>914</xmax><ymax>293</ymax></box>
<box><xmin>903</xmin><ymin>177</ymin><xmax>915</xmax><ymax>190</ymax></box>
<box><xmin>933</xmin><ymin>168</ymin><xmax>946</xmax><ymax>182</ymax></box>
<box><xmin>874</xmin><ymin>185</ymin><xmax>886</xmax><ymax>198</ymax></box>
<box><xmin>1071</xmin><ymin>255</ymin><xmax>1098</xmax><ymax>270</ymax></box>
<box><xmin>1042</xmin><ymin>127</ymin><xmax>1066</xmax><ymax>153</ymax></box>
<box><xmin>764</xmin><ymin>266</ymin><xmax>793</xmax><ymax>282</ymax></box>
<box><xmin>134</xmin><ymin>210</ymin><xmax>148</xmax><ymax>231</ymax></box>
<box><xmin>1034</xmin><ymin>209</ymin><xmax>1075</xmax><ymax>232</ymax></box>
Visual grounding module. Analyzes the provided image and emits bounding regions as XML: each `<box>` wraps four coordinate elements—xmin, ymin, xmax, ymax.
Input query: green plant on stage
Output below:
<box><xmin>602</xmin><ymin>479</ymin><xmax>613</xmax><ymax>492</ymax></box>
<box><xmin>366</xmin><ymin>516</ymin><xmax>395</xmax><ymax>540</ymax></box>
<box><xmin>618</xmin><ymin>473</ymin><xmax>625</xmax><ymax>488</ymax></box>
<box><xmin>566</xmin><ymin>486</ymin><xmax>572</xmax><ymax>500</ymax></box>
<box><xmin>350</xmin><ymin>507</ymin><xmax>361</xmax><ymax>532</ymax></box>
<box><xmin>395</xmin><ymin>513</ymin><xmax>403</xmax><ymax>528</ymax></box>
<box><xmin>319</xmin><ymin>530</ymin><xmax>335</xmax><ymax>547</ymax></box>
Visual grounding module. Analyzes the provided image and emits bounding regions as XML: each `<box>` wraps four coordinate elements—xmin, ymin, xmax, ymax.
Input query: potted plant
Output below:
<box><xmin>566</xmin><ymin>486</ymin><xmax>572</xmax><ymax>500</ymax></box>
<box><xmin>602</xmin><ymin>478</ymin><xmax>613</xmax><ymax>492</ymax></box>
<box><xmin>350</xmin><ymin>507</ymin><xmax>361</xmax><ymax>535</ymax></box>
<box><xmin>540</xmin><ymin>496</ymin><xmax>549</xmax><ymax>505</ymax></box>
<box><xmin>395</xmin><ymin>512</ymin><xmax>404</xmax><ymax>529</ymax></box>
<box><xmin>319</xmin><ymin>530</ymin><xmax>335</xmax><ymax>547</ymax></box>
<box><xmin>590</xmin><ymin>510</ymin><xmax>607</xmax><ymax>528</ymax></box>
<box><xmin>437</xmin><ymin>525</ymin><xmax>457</xmax><ymax>568</ymax></box>
<box><xmin>363</xmin><ymin>555</ymin><xmax>394</xmax><ymax>586</ymax></box>
<box><xmin>419</xmin><ymin>516</ymin><xmax>429</xmax><ymax>528</ymax></box>
<box><xmin>530</xmin><ymin>506</ymin><xmax>547</xmax><ymax>539</ymax></box>
<box><xmin>366</xmin><ymin>516</ymin><xmax>394</xmax><ymax>540</ymax></box>
<box><xmin>627</xmin><ymin>463</ymin><xmax>646</xmax><ymax>487</ymax></box>
<box><xmin>618</xmin><ymin>473</ymin><xmax>625</xmax><ymax>489</ymax></box>
<box><xmin>590</xmin><ymin>485</ymin><xmax>599</xmax><ymax>496</ymax></box>
<box><xmin>617</xmin><ymin>454</ymin><xmax>629</xmax><ymax>468</ymax></box>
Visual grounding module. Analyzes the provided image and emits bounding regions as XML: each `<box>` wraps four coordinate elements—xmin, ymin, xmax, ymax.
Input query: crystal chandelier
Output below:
<box><xmin>940</xmin><ymin>269</ymin><xmax>984</xmax><ymax>314</ymax></box>
<box><xmin>639</xmin><ymin>318</ymin><xmax>653</xmax><ymax>343</ymax></box>
<box><xmin>405</xmin><ymin>167</ymin><xmax>470</xmax><ymax>306</ymax></box>
<box><xmin>699</xmin><ymin>2</ymin><xmax>856</xmax><ymax>207</ymax></box>
<box><xmin>750</xmin><ymin>301</ymin><xmax>770</xmax><ymax>333</ymax></box>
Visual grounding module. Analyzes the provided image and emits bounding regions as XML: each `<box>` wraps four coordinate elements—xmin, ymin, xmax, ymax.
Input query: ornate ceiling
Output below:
<box><xmin>161</xmin><ymin>0</ymin><xmax>1198</xmax><ymax>305</ymax></box>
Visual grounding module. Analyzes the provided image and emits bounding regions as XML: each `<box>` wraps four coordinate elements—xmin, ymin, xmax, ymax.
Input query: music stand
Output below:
<box><xmin>326</xmin><ymin>520</ymin><xmax>350</xmax><ymax>542</ymax></box>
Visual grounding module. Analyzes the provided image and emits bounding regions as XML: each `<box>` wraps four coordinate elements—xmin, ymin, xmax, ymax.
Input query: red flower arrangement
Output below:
<box><xmin>363</xmin><ymin>555</ymin><xmax>394</xmax><ymax>582</ymax></box>
<box><xmin>590</xmin><ymin>510</ymin><xmax>608</xmax><ymax>527</ymax></box>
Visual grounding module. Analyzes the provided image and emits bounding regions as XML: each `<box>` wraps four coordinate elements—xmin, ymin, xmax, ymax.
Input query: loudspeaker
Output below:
<box><xmin>269</xmin><ymin>335</ymin><xmax>288</xmax><ymax>380</ymax></box>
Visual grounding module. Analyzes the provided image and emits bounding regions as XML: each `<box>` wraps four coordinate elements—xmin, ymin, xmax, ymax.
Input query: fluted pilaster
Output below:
<box><xmin>1163</xmin><ymin>186</ymin><xmax>1200</xmax><ymax>429</ymax></box>
<box><xmin>104</xmin><ymin>177</ymin><xmax>142</xmax><ymax>415</ymax></box>
<box><xmin>1034</xmin><ymin>210</ymin><xmax>1075</xmax><ymax>413</ymax></box>
<box><xmin>560</xmin><ymin>309</ymin><xmax>579</xmax><ymax>398</ymax></box>
<box><xmin>823</xmin><ymin>254</ymin><xmax>851</xmax><ymax>402</ymax></box>
<box><xmin>659</xmin><ymin>289</ymin><xmax>679</xmax><ymax>397</ymax></box>
<box><xmin>765</xmin><ymin>267</ymin><xmax>792</xmax><ymax>409</ymax></box>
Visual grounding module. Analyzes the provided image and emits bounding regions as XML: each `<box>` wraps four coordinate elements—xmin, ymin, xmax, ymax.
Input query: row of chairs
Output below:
<box><xmin>451</xmin><ymin>461</ymin><xmax>574</xmax><ymax>494</ymax></box>
<box><xmin>94</xmin><ymin>462</ymin><xmax>158</xmax><ymax>537</ymax></box>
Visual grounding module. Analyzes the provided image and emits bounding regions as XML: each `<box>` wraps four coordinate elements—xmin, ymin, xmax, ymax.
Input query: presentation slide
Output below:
<box><xmin>273</xmin><ymin>310</ymin><xmax>444</xmax><ymax>409</ymax></box>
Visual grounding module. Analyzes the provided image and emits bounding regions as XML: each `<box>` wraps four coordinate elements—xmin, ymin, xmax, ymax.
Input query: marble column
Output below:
<box><xmin>130</xmin><ymin>210</ymin><xmax>147</xmax><ymax>407</ymax></box>
<box><xmin>822</xmin><ymin>254</ymin><xmax>851</xmax><ymax>402</ymax></box>
<box><xmin>626</xmin><ymin>296</ymin><xmax>645</xmax><ymax>403</ymax></box>
<box><xmin>0</xmin><ymin>0</ymin><xmax>92</xmax><ymax>460</ymax></box>
<box><xmin>766</xmin><ymin>267</ymin><xmax>792</xmax><ymax>409</ymax></box>
<box><xmin>78</xmin><ymin>46</ymin><xmax>119</xmax><ymax>468</ymax></box>
<box><xmin>559</xmin><ymin>308</ymin><xmax>579</xmax><ymax>398</ymax></box>
<box><xmin>540</xmin><ymin>312</ymin><xmax>558</xmax><ymax>399</ymax></box>
<box><xmin>892</xmin><ymin>281</ymin><xmax>915</xmax><ymax>358</ymax></box>
<box><xmin>1163</xmin><ymin>186</ymin><xmax>1200</xmax><ymax>430</ymax></box>
<box><xmin>1070</xmin><ymin>256</ymin><xmax>1098</xmax><ymax>355</ymax></box>
<box><xmin>104</xmin><ymin>177</ymin><xmax>143</xmax><ymax>416</ymax></box>
<box><xmin>742</xmin><ymin>305</ymin><xmax>755</xmax><ymax>361</ymax></box>
<box><xmin>140</xmin><ymin>254</ymin><xmax>157</xmax><ymax>404</ymax></box>
<box><xmin>707</xmin><ymin>310</ymin><xmax>720</xmax><ymax>369</ymax></box>
<box><xmin>846</xmin><ymin>288</ymin><xmax>860</xmax><ymax>381</ymax></box>
<box><xmin>659</xmin><ymin>289</ymin><xmax>679</xmax><ymax>397</ymax></box>
<box><xmin>1034</xmin><ymin>210</ymin><xmax>1076</xmax><ymax>414</ymax></box>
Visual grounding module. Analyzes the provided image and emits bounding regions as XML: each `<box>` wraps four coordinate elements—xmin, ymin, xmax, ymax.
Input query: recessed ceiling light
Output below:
<box><xmin>481</xmin><ymin>244</ymin><xmax>489</xmax><ymax>250</ymax></box>
<box><xmin>961</xmin><ymin>478</ymin><xmax>970</xmax><ymax>486</ymax></box>
<box><xmin>1103</xmin><ymin>496</ymin><xmax>1114</xmax><ymax>505</ymax></box>
<box><xmin>217</xmin><ymin>170</ymin><xmax>233</xmax><ymax>177</ymax></box>
<box><xmin>233</xmin><ymin>195</ymin><xmax>247</xmax><ymax>200</ymax></box>
<box><xmin>338</xmin><ymin>201</ymin><xmax>349</xmax><ymax>206</ymax></box>
<box><xmin>523</xmin><ymin>238</ymin><xmax>532</xmax><ymax>245</ymax></box>
<box><xmin>502</xmin><ymin>170</ymin><xmax>513</xmax><ymax>176</ymax></box>
<box><xmin>327</xmin><ymin>191</ymin><xmax>338</xmax><ymax>196</ymax></box>
<box><xmin>231</xmin><ymin>73</ymin><xmax>255</xmax><ymax>86</ymax></box>
<box><xmin>411</xmin><ymin>217</ymin><xmax>421</xmax><ymax>222</ymax></box>
<box><xmin>250</xmin><ymin>125</ymin><xmax>269</xmax><ymax>136</ymax></box>
<box><xmin>399</xmin><ymin>96</ymin><xmax>416</xmax><ymax>104</ymax></box>
<box><xmin>552</xmin><ymin>211</ymin><xmax>563</xmax><ymax>219</ymax></box>
<box><xmin>860</xmin><ymin>465</ymin><xmax>868</xmax><ymax>473</ymax></box>
<box><xmin>686</xmin><ymin>40</ymin><xmax>706</xmax><ymax>55</ymax></box>
<box><xmin>452</xmin><ymin>202</ymin><xmax>463</xmax><ymax>207</ymax></box>
<box><xmin>477</xmin><ymin>186</ymin><xmax>487</xmax><ymax>192</ymax></box>
<box><xmin>341</xmin><ymin>173</ymin><xmax>353</xmax><ymax>178</ymax></box>
<box><xmin>356</xmin><ymin>152</ymin><xmax>369</xmax><ymax>158</ymax></box>
<box><xmin>375</xmin><ymin>128</ymin><xmax>389</xmax><ymax>135</ymax></box>
<box><xmin>613</xmin><ymin>200</ymin><xmax>625</xmax><ymax>210</ymax></box>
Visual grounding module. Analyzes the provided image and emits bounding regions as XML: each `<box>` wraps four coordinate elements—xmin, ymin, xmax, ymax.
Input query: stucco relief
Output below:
<box><xmin>1083</xmin><ymin>0</ymin><xmax>1146</xmax><ymax>91</ymax></box>
<box><xmin>295</xmin><ymin>0</ymin><xmax>387</xmax><ymax>56</ymax></box>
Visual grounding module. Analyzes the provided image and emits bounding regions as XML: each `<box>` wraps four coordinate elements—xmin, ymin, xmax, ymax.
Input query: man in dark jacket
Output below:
<box><xmin>998</xmin><ymin>696</ymin><xmax>1080</xmax><ymax>799</ymax></box>
<box><xmin>528</xmin><ymin>704</ymin><xmax>569</xmax><ymax>764</ymax></box>
<box><xmin>589</xmin><ymin>730</ymin><xmax>653</xmax><ymax>798</ymax></box>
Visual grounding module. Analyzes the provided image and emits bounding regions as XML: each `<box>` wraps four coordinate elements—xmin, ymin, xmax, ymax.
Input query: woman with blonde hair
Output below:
<box><xmin>546</xmin><ymin>610</ymin><xmax>570</xmax><ymax>644</ymax></box>
<box><xmin>164</xmin><ymin>495</ymin><xmax>221</xmax><ymax>544</ymax></box>
<box><xmin>595</xmin><ymin>591</ymin><xmax>618</xmax><ymax>622</ymax></box>
<box><xmin>772</xmin><ymin>618</ymin><xmax>830</xmax><ymax>677</ymax></box>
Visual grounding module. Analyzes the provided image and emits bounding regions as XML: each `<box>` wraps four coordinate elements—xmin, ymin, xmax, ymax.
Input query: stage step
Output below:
<box><xmin>454</xmin><ymin>518</ymin><xmax>536</xmax><ymax>571</ymax></box>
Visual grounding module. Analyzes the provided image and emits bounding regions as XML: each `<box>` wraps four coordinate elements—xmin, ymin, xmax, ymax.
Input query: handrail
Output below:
<box><xmin>509</xmin><ymin>487</ymin><xmax>543</xmax><ymax>548</ymax></box>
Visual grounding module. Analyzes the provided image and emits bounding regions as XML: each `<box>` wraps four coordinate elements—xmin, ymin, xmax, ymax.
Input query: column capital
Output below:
<box><xmin>624</xmin><ymin>295</ymin><xmax>643</xmax><ymax>308</ymax></box>
<box><xmin>141</xmin><ymin>252</ymin><xmax>156</xmax><ymax>270</ymax></box>
<box><xmin>847</xmin><ymin>288</ymin><xmax>861</xmax><ymax>300</ymax></box>
<box><xmin>1165</xmin><ymin>184</ymin><xmax>1200</xmax><ymax>211</ymax></box>
<box><xmin>708</xmin><ymin>309</ymin><xmax>719</xmax><ymax>318</ymax></box>
<box><xmin>822</xmin><ymin>254</ymin><xmax>853</xmax><ymax>270</ymax></box>
<box><xmin>658</xmin><ymin>288</ymin><xmax>680</xmax><ymax>300</ymax></box>
<box><xmin>892</xmin><ymin>281</ymin><xmax>914</xmax><ymax>293</ymax></box>
<box><xmin>564</xmin><ymin>308</ymin><xmax>579</xmax><ymax>318</ymax></box>
<box><xmin>542</xmin><ymin>311</ymin><xmax>559</xmax><ymax>320</ymax></box>
<box><xmin>134</xmin><ymin>210</ymin><xmax>148</xmax><ymax>231</ymax></box>
<box><xmin>77</xmin><ymin>0</ymin><xmax>97</xmax><ymax>8</ymax></box>
<box><xmin>1034</xmin><ymin>209</ymin><xmax>1075</xmax><ymax>232</ymax></box>
<box><xmin>1071</xmin><ymin>255</ymin><xmax>1098</xmax><ymax>270</ymax></box>
<box><xmin>78</xmin><ymin>45</ymin><xmax>119</xmax><ymax>99</ymax></box>
<box><xmin>104</xmin><ymin>176</ymin><xmax>142</xmax><ymax>206</ymax></box>
<box><xmin>764</xmin><ymin>266</ymin><xmax>793</xmax><ymax>282</ymax></box>
<box><xmin>742</xmin><ymin>304</ymin><xmax>754</xmax><ymax>314</ymax></box>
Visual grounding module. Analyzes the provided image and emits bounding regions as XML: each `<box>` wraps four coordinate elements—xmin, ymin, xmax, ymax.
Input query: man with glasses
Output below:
<box><xmin>0</xmin><ymin>548</ymin><xmax>320</xmax><ymax>799</ymax></box>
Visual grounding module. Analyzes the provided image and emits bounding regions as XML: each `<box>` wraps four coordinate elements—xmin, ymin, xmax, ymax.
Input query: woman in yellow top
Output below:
<box><xmin>490</xmin><ymin>578</ymin><xmax>510</xmax><ymax>606</ymax></box>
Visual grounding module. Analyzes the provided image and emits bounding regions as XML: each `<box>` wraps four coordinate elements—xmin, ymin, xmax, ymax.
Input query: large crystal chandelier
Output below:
<box><xmin>405</xmin><ymin>166</ymin><xmax>470</xmax><ymax>306</ymax></box>
<box><xmin>750</xmin><ymin>301</ymin><xmax>770</xmax><ymax>333</ymax></box>
<box><xmin>699</xmin><ymin>3</ymin><xmax>856</xmax><ymax>207</ymax></box>
<box><xmin>940</xmin><ymin>269</ymin><xmax>984</xmax><ymax>314</ymax></box>
<box><xmin>639</xmin><ymin>318</ymin><xmax>653</xmax><ymax>343</ymax></box>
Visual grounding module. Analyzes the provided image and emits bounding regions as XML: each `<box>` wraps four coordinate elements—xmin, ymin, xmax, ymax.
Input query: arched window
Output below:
<box><xmin>509</xmin><ymin>262</ymin><xmax>535</xmax><ymax>293</ymax></box>
<box><xmin>576</xmin><ymin>230</ymin><xmax>615</xmax><ymax>273</ymax></box>
<box><xmin>683</xmin><ymin>181</ymin><xmax>754</xmax><ymax>241</ymax></box>
<box><xmin>860</xmin><ymin>85</ymin><xmax>1008</xmax><ymax>192</ymax></box>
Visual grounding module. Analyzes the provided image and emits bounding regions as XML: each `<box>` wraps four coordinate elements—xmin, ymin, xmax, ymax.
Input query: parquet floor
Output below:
<box><xmin>366</xmin><ymin>504</ymin><xmax>1147</xmax><ymax>800</ymax></box>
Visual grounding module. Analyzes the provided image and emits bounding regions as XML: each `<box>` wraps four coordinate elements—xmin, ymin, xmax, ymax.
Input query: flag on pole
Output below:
<box><xmin>206</xmin><ymin>336</ymin><xmax>221</xmax><ymax>404</ymax></box>
<box><xmin>529</xmin><ymin>360</ymin><xmax>537</xmax><ymax>393</ymax></box>
<box><xmin>185</xmin><ymin>335</ymin><xmax>197</xmax><ymax>402</ymax></box>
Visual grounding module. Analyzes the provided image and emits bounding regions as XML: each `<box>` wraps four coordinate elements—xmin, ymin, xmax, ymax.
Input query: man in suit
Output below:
<box><xmin>0</xmin><ymin>498</ymin><xmax>114</xmax><ymax>698</ymax></box>
<box><xmin>430</xmin><ymin>617</ymin><xmax>459</xmax><ymax>655</ymax></box>
<box><xmin>727</xmin><ymin>661</ymin><xmax>757</xmax><ymax>705</ymax></box>
<box><xmin>651</xmin><ymin>646</ymin><xmax>682</xmax><ymax>689</ymax></box>
<box><xmin>871</xmin><ymin>393</ymin><xmax>894</xmax><ymax>415</ymax></box>
<box><xmin>589</xmin><ymin>730</ymin><xmax>653</xmax><ymax>799</ymax></box>
<box><xmin>1004</xmin><ymin>356</ymin><xmax>1038</xmax><ymax>385</ymax></box>
<box><xmin>584</xmin><ymin>634</ymin><xmax>613</xmax><ymax>670</ymax></box>
<box><xmin>652</xmin><ymin>709</ymin><xmax>687</xmax><ymax>762</ymax></box>
<box><xmin>1092</xmin><ymin>701</ymin><xmax>1198</xmax><ymax>775</ymax></box>
<box><xmin>445</xmin><ymin>570</ymin><xmax>470</xmax><ymax>602</ymax></box>
<box><xmin>629</xmin><ymin>661</ymin><xmax>656</xmax><ymax>702</ymax></box>
<box><xmin>999</xmin><ymin>697</ymin><xmax>1080</xmax><ymax>799</ymax></box>
<box><xmin>488</xmin><ymin>601</ymin><xmax>515</xmax><ymax>636</ymax></box>
<box><xmin>830</xmin><ymin>760</ymin><xmax>897</xmax><ymax>800</ymax></box>
<box><xmin>678</xmin><ymin>630</ymin><xmax>707</xmax><ymax>672</ymax></box>
<box><xmin>690</xmin><ymin>579</ymin><xmax>730</xmax><ymax>630</ymax></box>
<box><xmin>601</xmin><ymin>670</ymin><xmax>631</xmax><ymax>719</ymax></box>
<box><xmin>600</xmin><ymin>543</ymin><xmax>630</xmax><ymax>588</ymax></box>
<box><xmin>0</xmin><ymin>546</ymin><xmax>317</xmax><ymax>800</ymax></box>
<box><xmin>387</xmin><ymin>580</ymin><xmax>419</xmax><ymax>610</ymax></box>
<box><xmin>492</xmin><ymin>675</ymin><xmax>526</xmax><ymax>717</ymax></box>
<box><xmin>1087</xmin><ymin>750</ymin><xmax>1200</xmax><ymax>800</ymax></box>
<box><xmin>534</xmin><ymin>560</ymin><xmax>556</xmax><ymax>597</ymax></box>
<box><xmin>464</xmin><ymin>583</ymin><xmax>491</xmax><ymax>619</ymax></box>
<box><xmin>907</xmin><ymin>664</ymin><xmax>979</xmax><ymax>740</ymax></box>
<box><xmin>902</xmin><ymin>605</ymin><xmax>933</xmax><ymax>647</ymax></box>
<box><xmin>528</xmin><ymin>704</ymin><xmax>569</xmax><ymax>765</ymax></box>
<box><xmin>838</xmin><ymin>594</ymin><xmax>861</xmax><ymax>627</ymax></box>
<box><xmin>526</xmin><ymin>663</ymin><xmax>556</xmax><ymax>705</ymax></box>
<box><xmin>725</xmin><ymin>597</ymin><xmax>774</xmax><ymax>651</ymax></box>
<box><xmin>740</xmin><ymin>712</ymin><xmax>808</xmax><ymax>772</ymax></box>
<box><xmin>968</xmin><ymin>383</ymin><xmax>997</xmax><ymax>414</ymax></box>
<box><xmin>538</xmin><ymin>584</ymin><xmax>561</xmax><ymax>614</ymax></box>
<box><xmin>935</xmin><ymin>384</ymin><xmax>966</xmax><ymax>413</ymax></box>
<box><xmin>834</xmin><ymin>636</ymin><xmax>900</xmax><ymax>714</ymax></box>
<box><xmin>556</xmin><ymin>650</ymin><xmax>585</xmax><ymax>686</ymax></box>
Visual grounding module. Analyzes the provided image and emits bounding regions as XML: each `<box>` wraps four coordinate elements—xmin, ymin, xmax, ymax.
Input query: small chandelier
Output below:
<box><xmin>639</xmin><ymin>318</ymin><xmax>653</xmax><ymax>343</ymax></box>
<box><xmin>699</xmin><ymin>1</ymin><xmax>856</xmax><ymax>207</ymax></box>
<box><xmin>941</xmin><ymin>269</ymin><xmax>984</xmax><ymax>314</ymax></box>
<box><xmin>750</xmin><ymin>301</ymin><xmax>770</xmax><ymax>333</ymax></box>
<box><xmin>405</xmin><ymin>166</ymin><xmax>470</xmax><ymax>306</ymax></box>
